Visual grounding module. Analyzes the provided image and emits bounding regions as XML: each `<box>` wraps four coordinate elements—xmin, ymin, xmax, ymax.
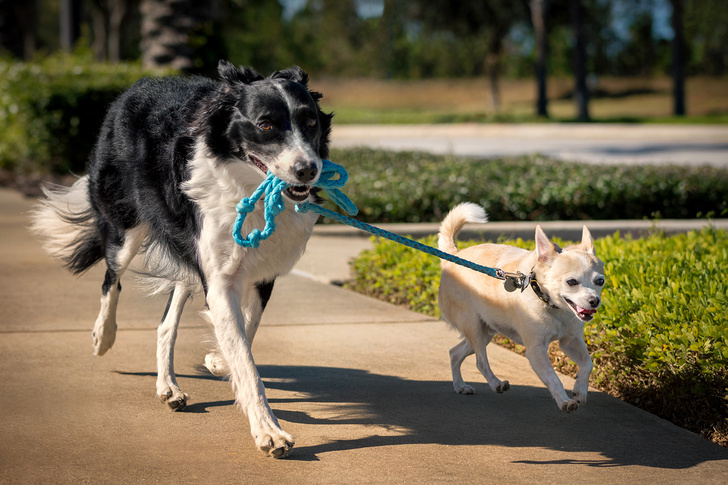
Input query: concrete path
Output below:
<box><xmin>2</xmin><ymin>187</ymin><xmax>727</xmax><ymax>484</ymax></box>
<box><xmin>331</xmin><ymin>124</ymin><xmax>728</xmax><ymax>167</ymax></box>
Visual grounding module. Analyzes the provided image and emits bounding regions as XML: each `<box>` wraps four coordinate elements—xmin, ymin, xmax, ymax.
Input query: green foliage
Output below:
<box><xmin>0</xmin><ymin>52</ymin><xmax>170</xmax><ymax>173</ymax></box>
<box><xmin>332</xmin><ymin>148</ymin><xmax>728</xmax><ymax>222</ymax></box>
<box><xmin>347</xmin><ymin>228</ymin><xmax>728</xmax><ymax>443</ymax></box>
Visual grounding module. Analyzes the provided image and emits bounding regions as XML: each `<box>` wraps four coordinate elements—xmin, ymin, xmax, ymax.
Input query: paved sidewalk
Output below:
<box><xmin>331</xmin><ymin>123</ymin><xmax>728</xmax><ymax>167</ymax></box>
<box><xmin>1</xmin><ymin>187</ymin><xmax>727</xmax><ymax>484</ymax></box>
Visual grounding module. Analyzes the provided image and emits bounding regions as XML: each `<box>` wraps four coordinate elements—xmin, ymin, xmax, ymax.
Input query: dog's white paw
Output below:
<box><xmin>92</xmin><ymin>322</ymin><xmax>117</xmax><ymax>356</ymax></box>
<box><xmin>204</xmin><ymin>352</ymin><xmax>230</xmax><ymax>377</ymax></box>
<box><xmin>559</xmin><ymin>399</ymin><xmax>579</xmax><ymax>412</ymax></box>
<box><xmin>495</xmin><ymin>380</ymin><xmax>510</xmax><ymax>394</ymax></box>
<box><xmin>158</xmin><ymin>388</ymin><xmax>189</xmax><ymax>411</ymax></box>
<box><xmin>572</xmin><ymin>391</ymin><xmax>587</xmax><ymax>405</ymax></box>
<box><xmin>455</xmin><ymin>383</ymin><xmax>475</xmax><ymax>395</ymax></box>
<box><xmin>256</xmin><ymin>429</ymin><xmax>295</xmax><ymax>458</ymax></box>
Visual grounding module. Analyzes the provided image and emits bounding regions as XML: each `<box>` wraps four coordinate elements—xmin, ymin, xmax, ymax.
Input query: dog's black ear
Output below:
<box><xmin>218</xmin><ymin>60</ymin><xmax>263</xmax><ymax>85</ymax></box>
<box><xmin>269</xmin><ymin>66</ymin><xmax>309</xmax><ymax>86</ymax></box>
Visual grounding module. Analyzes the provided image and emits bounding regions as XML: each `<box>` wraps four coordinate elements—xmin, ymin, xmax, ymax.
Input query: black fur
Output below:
<box><xmin>68</xmin><ymin>60</ymin><xmax>332</xmax><ymax>288</ymax></box>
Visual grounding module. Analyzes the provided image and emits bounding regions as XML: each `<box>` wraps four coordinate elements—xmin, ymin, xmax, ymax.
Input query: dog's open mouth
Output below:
<box><xmin>249</xmin><ymin>155</ymin><xmax>311</xmax><ymax>202</ymax></box>
<box><xmin>565</xmin><ymin>297</ymin><xmax>597</xmax><ymax>321</ymax></box>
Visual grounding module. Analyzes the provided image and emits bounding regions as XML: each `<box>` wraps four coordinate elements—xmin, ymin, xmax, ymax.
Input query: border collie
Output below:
<box><xmin>31</xmin><ymin>60</ymin><xmax>333</xmax><ymax>458</ymax></box>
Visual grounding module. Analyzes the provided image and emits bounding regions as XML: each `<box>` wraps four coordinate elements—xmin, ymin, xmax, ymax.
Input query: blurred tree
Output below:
<box><xmin>60</xmin><ymin>0</ymin><xmax>81</xmax><ymax>51</ymax></box>
<box><xmin>139</xmin><ymin>0</ymin><xmax>219</xmax><ymax>71</ymax></box>
<box><xmin>90</xmin><ymin>0</ymin><xmax>132</xmax><ymax>62</ymax></box>
<box><xmin>570</xmin><ymin>0</ymin><xmax>589</xmax><ymax>121</ymax></box>
<box><xmin>685</xmin><ymin>0</ymin><xmax>728</xmax><ymax>75</ymax></box>
<box><xmin>0</xmin><ymin>0</ymin><xmax>37</xmax><ymax>59</ymax></box>
<box><xmin>218</xmin><ymin>0</ymin><xmax>290</xmax><ymax>74</ymax></box>
<box><xmin>530</xmin><ymin>0</ymin><xmax>551</xmax><ymax>117</ymax></box>
<box><xmin>411</xmin><ymin>0</ymin><xmax>529</xmax><ymax>112</ymax></box>
<box><xmin>670</xmin><ymin>0</ymin><xmax>685</xmax><ymax>115</ymax></box>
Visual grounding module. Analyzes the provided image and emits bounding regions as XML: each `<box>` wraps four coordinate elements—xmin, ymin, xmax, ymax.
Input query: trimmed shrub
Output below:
<box><xmin>347</xmin><ymin>228</ymin><xmax>728</xmax><ymax>446</ymax></box>
<box><xmin>330</xmin><ymin>148</ymin><xmax>728</xmax><ymax>222</ymax></box>
<box><xmin>0</xmin><ymin>52</ymin><xmax>171</xmax><ymax>173</ymax></box>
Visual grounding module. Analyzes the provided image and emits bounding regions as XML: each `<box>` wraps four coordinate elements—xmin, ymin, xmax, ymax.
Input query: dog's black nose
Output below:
<box><xmin>589</xmin><ymin>296</ymin><xmax>600</xmax><ymax>308</ymax></box>
<box><xmin>293</xmin><ymin>161</ymin><xmax>318</xmax><ymax>184</ymax></box>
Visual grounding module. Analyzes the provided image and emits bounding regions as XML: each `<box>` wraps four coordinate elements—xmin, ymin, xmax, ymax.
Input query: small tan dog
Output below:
<box><xmin>437</xmin><ymin>203</ymin><xmax>605</xmax><ymax>412</ymax></box>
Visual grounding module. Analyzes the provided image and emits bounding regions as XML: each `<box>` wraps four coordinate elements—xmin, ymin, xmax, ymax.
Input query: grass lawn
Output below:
<box><xmin>310</xmin><ymin>76</ymin><xmax>728</xmax><ymax>124</ymax></box>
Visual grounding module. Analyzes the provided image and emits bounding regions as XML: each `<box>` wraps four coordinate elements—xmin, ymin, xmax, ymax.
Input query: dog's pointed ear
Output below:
<box><xmin>269</xmin><ymin>66</ymin><xmax>309</xmax><ymax>86</ymax></box>
<box><xmin>218</xmin><ymin>60</ymin><xmax>263</xmax><ymax>85</ymax></box>
<box><xmin>535</xmin><ymin>225</ymin><xmax>556</xmax><ymax>263</ymax></box>
<box><xmin>580</xmin><ymin>225</ymin><xmax>596</xmax><ymax>255</ymax></box>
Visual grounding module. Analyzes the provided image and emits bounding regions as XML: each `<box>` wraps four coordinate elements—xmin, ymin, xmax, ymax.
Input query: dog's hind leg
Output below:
<box><xmin>559</xmin><ymin>335</ymin><xmax>593</xmax><ymax>405</ymax></box>
<box><xmin>92</xmin><ymin>225</ymin><xmax>147</xmax><ymax>356</ymax></box>
<box><xmin>450</xmin><ymin>339</ymin><xmax>476</xmax><ymax>394</ymax></box>
<box><xmin>156</xmin><ymin>284</ymin><xmax>192</xmax><ymax>411</ymax></box>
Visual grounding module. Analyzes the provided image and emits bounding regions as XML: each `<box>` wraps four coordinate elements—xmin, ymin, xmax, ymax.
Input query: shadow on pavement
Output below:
<box><xmin>250</xmin><ymin>364</ymin><xmax>728</xmax><ymax>468</ymax></box>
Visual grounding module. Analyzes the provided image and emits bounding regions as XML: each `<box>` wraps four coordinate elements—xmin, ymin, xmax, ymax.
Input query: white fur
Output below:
<box><xmin>30</xmin><ymin>177</ymin><xmax>93</xmax><ymax>262</ymax></box>
<box><xmin>181</xmin><ymin>142</ymin><xmax>318</xmax><ymax>457</ymax></box>
<box><xmin>438</xmin><ymin>204</ymin><xmax>604</xmax><ymax>412</ymax></box>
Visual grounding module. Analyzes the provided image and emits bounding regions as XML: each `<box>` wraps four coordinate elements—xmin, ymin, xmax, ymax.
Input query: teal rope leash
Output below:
<box><xmin>234</xmin><ymin>160</ymin><xmax>529</xmax><ymax>290</ymax></box>
<box><xmin>233</xmin><ymin>159</ymin><xmax>357</xmax><ymax>248</ymax></box>
<box><xmin>296</xmin><ymin>201</ymin><xmax>507</xmax><ymax>281</ymax></box>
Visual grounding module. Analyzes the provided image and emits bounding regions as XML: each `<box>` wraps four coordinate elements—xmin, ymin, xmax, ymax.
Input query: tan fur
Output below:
<box><xmin>438</xmin><ymin>205</ymin><xmax>605</xmax><ymax>412</ymax></box>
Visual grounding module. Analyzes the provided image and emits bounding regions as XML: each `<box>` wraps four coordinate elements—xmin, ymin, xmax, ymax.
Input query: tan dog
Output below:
<box><xmin>437</xmin><ymin>203</ymin><xmax>605</xmax><ymax>412</ymax></box>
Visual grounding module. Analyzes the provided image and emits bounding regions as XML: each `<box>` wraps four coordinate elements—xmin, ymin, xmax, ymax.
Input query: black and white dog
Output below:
<box><xmin>31</xmin><ymin>60</ymin><xmax>332</xmax><ymax>458</ymax></box>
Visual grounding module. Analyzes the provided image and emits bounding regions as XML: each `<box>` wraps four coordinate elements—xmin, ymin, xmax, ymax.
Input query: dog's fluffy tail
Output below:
<box><xmin>30</xmin><ymin>176</ymin><xmax>104</xmax><ymax>275</ymax></box>
<box><xmin>438</xmin><ymin>202</ymin><xmax>487</xmax><ymax>255</ymax></box>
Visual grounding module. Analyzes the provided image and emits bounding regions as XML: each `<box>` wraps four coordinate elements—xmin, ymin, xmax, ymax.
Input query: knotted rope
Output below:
<box><xmin>232</xmin><ymin>159</ymin><xmax>357</xmax><ymax>248</ymax></box>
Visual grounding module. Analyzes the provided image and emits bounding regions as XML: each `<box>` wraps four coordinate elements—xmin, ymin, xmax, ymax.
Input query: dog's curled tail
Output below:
<box><xmin>30</xmin><ymin>176</ymin><xmax>104</xmax><ymax>275</ymax></box>
<box><xmin>438</xmin><ymin>202</ymin><xmax>488</xmax><ymax>255</ymax></box>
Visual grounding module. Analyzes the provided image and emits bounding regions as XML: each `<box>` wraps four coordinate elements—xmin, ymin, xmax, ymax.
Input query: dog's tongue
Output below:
<box><xmin>576</xmin><ymin>305</ymin><xmax>596</xmax><ymax>315</ymax></box>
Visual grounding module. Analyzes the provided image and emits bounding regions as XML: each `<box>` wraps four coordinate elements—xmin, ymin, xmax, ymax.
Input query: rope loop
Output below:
<box><xmin>233</xmin><ymin>160</ymin><xmax>357</xmax><ymax>248</ymax></box>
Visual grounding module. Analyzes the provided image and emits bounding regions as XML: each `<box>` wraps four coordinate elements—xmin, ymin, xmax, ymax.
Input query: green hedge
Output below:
<box><xmin>347</xmin><ymin>227</ymin><xmax>728</xmax><ymax>445</ymax></box>
<box><xmin>330</xmin><ymin>148</ymin><xmax>728</xmax><ymax>222</ymax></box>
<box><xmin>0</xmin><ymin>53</ymin><xmax>170</xmax><ymax>173</ymax></box>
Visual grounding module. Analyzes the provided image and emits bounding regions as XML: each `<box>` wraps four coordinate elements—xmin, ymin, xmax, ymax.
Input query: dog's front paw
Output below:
<box><xmin>158</xmin><ymin>388</ymin><xmax>189</xmax><ymax>411</ymax></box>
<box><xmin>572</xmin><ymin>391</ymin><xmax>587</xmax><ymax>405</ymax></box>
<box><xmin>256</xmin><ymin>430</ymin><xmax>295</xmax><ymax>458</ymax></box>
<box><xmin>559</xmin><ymin>399</ymin><xmax>579</xmax><ymax>412</ymax></box>
<box><xmin>455</xmin><ymin>383</ymin><xmax>475</xmax><ymax>395</ymax></box>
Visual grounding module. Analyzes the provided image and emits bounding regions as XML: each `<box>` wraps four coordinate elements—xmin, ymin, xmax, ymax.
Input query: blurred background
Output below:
<box><xmin>1</xmin><ymin>0</ymin><xmax>726</xmax><ymax>124</ymax></box>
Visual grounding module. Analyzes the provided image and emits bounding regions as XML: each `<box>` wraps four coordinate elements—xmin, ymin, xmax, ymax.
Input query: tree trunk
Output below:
<box><xmin>91</xmin><ymin>0</ymin><xmax>107</xmax><ymax>61</ymax></box>
<box><xmin>140</xmin><ymin>0</ymin><xmax>207</xmax><ymax>71</ymax></box>
<box><xmin>108</xmin><ymin>0</ymin><xmax>128</xmax><ymax>63</ymax></box>
<box><xmin>530</xmin><ymin>0</ymin><xmax>551</xmax><ymax>118</ymax></box>
<box><xmin>60</xmin><ymin>0</ymin><xmax>81</xmax><ymax>52</ymax></box>
<box><xmin>570</xmin><ymin>0</ymin><xmax>590</xmax><ymax>121</ymax></box>
<box><xmin>670</xmin><ymin>0</ymin><xmax>686</xmax><ymax>116</ymax></box>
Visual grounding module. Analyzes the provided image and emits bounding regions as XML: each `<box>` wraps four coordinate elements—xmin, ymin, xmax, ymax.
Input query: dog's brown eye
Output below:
<box><xmin>595</xmin><ymin>277</ymin><xmax>605</xmax><ymax>286</ymax></box>
<box><xmin>259</xmin><ymin>121</ymin><xmax>272</xmax><ymax>131</ymax></box>
<box><xmin>567</xmin><ymin>279</ymin><xmax>579</xmax><ymax>287</ymax></box>
<box><xmin>307</xmin><ymin>118</ymin><xmax>317</xmax><ymax>128</ymax></box>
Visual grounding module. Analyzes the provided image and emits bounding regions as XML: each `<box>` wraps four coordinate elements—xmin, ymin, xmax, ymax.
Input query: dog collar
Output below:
<box><xmin>529</xmin><ymin>272</ymin><xmax>560</xmax><ymax>309</ymax></box>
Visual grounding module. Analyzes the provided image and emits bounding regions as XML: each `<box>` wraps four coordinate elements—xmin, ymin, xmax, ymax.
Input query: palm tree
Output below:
<box><xmin>139</xmin><ymin>0</ymin><xmax>214</xmax><ymax>71</ymax></box>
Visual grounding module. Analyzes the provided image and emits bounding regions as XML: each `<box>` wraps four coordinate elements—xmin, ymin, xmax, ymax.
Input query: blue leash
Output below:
<box><xmin>234</xmin><ymin>160</ymin><xmax>528</xmax><ymax>290</ymax></box>
<box><xmin>233</xmin><ymin>159</ymin><xmax>357</xmax><ymax>247</ymax></box>
<box><xmin>295</xmin><ymin>202</ymin><xmax>507</xmax><ymax>280</ymax></box>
